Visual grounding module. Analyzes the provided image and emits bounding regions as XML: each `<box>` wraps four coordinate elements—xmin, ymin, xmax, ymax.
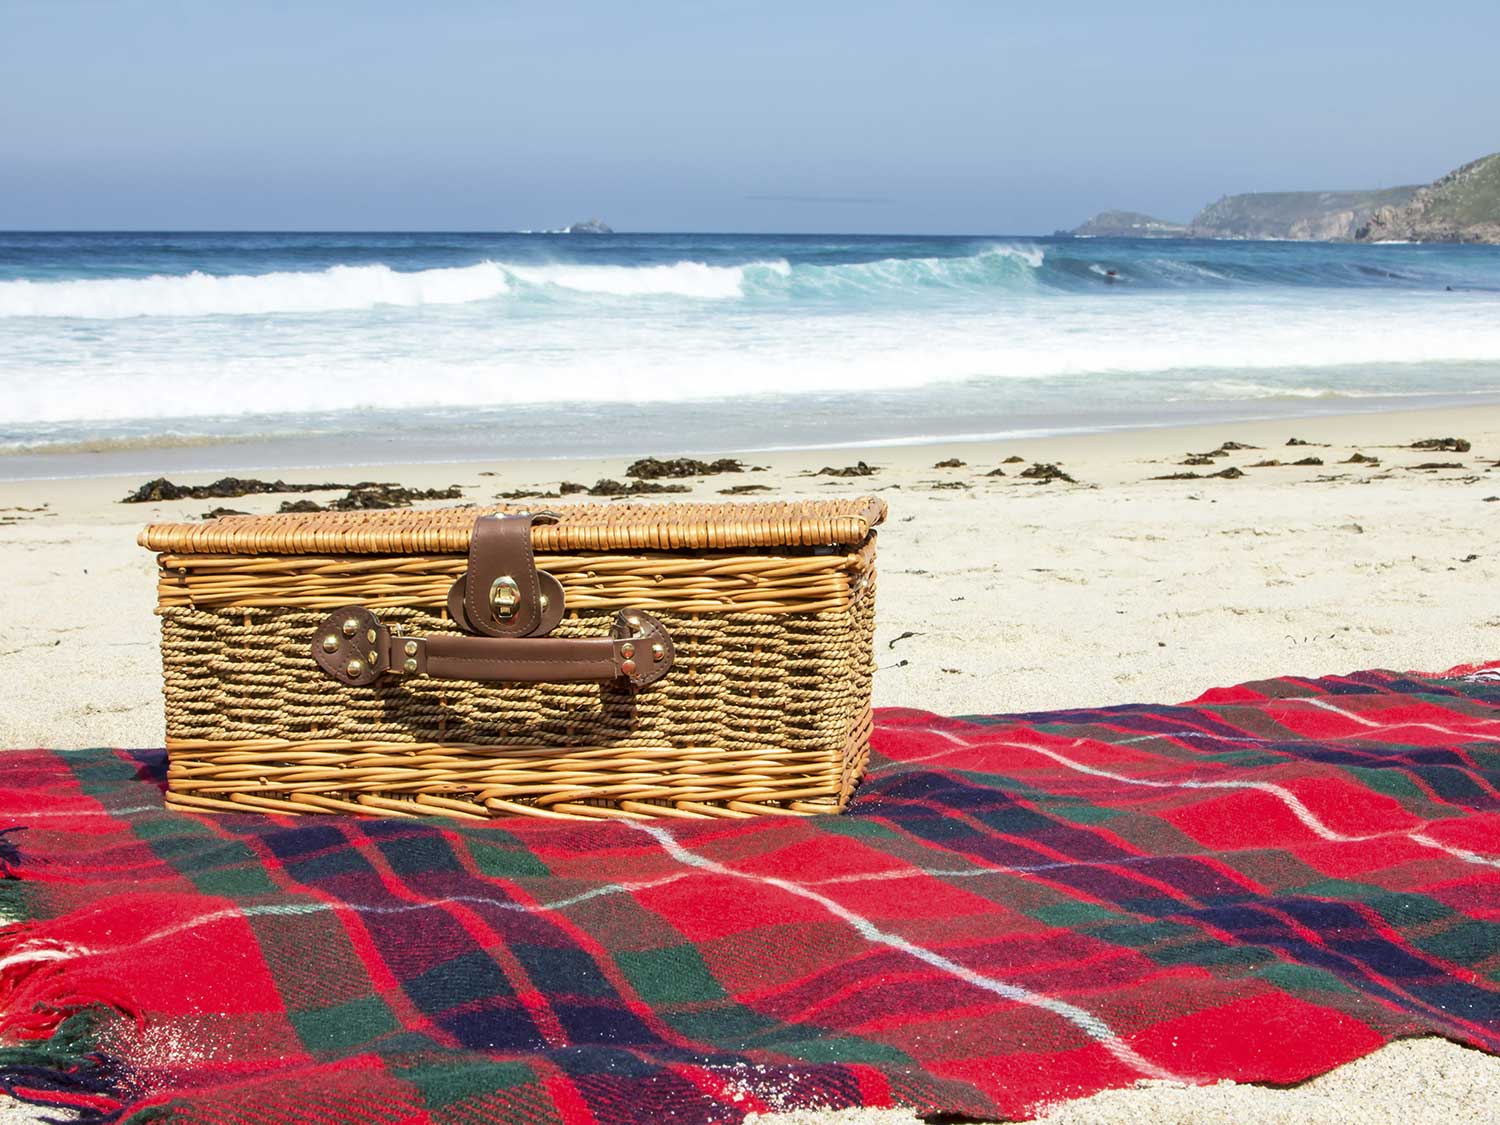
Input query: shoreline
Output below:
<box><xmin>4</xmin><ymin>390</ymin><xmax>1498</xmax><ymax>483</ymax></box>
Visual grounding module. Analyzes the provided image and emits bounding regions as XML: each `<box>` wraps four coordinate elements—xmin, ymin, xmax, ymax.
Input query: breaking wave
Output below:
<box><xmin>0</xmin><ymin>247</ymin><xmax>1049</xmax><ymax>320</ymax></box>
<box><xmin>6</xmin><ymin>235</ymin><xmax>1500</xmax><ymax>323</ymax></box>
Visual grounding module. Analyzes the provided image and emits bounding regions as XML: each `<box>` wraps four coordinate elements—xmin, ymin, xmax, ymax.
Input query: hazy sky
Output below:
<box><xmin>4</xmin><ymin>0</ymin><xmax>1497</xmax><ymax>233</ymax></box>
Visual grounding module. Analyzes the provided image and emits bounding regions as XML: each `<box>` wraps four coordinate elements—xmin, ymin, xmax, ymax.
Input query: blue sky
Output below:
<box><xmin>3</xmin><ymin>0</ymin><xmax>1496</xmax><ymax>233</ymax></box>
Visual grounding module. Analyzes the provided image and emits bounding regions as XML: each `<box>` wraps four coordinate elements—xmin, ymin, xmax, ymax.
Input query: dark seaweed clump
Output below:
<box><xmin>812</xmin><ymin>461</ymin><xmax>878</xmax><ymax>477</ymax></box>
<box><xmin>276</xmin><ymin>482</ymin><xmax>464</xmax><ymax>512</ymax></box>
<box><xmin>627</xmin><ymin>457</ymin><xmax>745</xmax><ymax>479</ymax></box>
<box><xmin>122</xmin><ymin>477</ymin><xmax>354</xmax><ymax>503</ymax></box>
<box><xmin>586</xmin><ymin>479</ymin><xmax>691</xmax><ymax>497</ymax></box>
<box><xmin>1019</xmin><ymin>463</ymin><xmax>1076</xmax><ymax>483</ymax></box>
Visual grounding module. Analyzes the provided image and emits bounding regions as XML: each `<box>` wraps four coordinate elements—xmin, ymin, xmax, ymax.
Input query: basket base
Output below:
<box><xmin>164</xmin><ymin>718</ymin><xmax>870</xmax><ymax>820</ymax></box>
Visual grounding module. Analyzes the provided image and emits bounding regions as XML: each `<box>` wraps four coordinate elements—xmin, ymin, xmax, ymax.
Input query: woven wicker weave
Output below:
<box><xmin>144</xmin><ymin>499</ymin><xmax>884</xmax><ymax>820</ymax></box>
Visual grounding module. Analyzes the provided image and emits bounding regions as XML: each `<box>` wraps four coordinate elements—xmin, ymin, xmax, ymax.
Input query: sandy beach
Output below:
<box><xmin>2</xmin><ymin>401</ymin><xmax>1497</xmax><ymax>1122</ymax></box>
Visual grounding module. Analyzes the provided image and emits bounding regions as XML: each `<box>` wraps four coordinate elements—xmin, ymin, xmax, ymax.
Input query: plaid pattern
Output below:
<box><xmin>2</xmin><ymin>664</ymin><xmax>1498</xmax><ymax>1123</ymax></box>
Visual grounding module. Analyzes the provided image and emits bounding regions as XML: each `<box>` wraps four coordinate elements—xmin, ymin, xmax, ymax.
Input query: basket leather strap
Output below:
<box><xmin>417</xmin><ymin>633</ymin><xmax>621</xmax><ymax>683</ymax></box>
<box><xmin>312</xmin><ymin>606</ymin><xmax>675</xmax><ymax>689</ymax></box>
<box><xmin>450</xmin><ymin>512</ymin><xmax>565</xmax><ymax>638</ymax></box>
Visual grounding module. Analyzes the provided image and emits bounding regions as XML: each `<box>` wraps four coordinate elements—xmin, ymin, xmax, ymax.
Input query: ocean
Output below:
<box><xmin>3</xmin><ymin>230</ymin><xmax>1500</xmax><ymax>478</ymax></box>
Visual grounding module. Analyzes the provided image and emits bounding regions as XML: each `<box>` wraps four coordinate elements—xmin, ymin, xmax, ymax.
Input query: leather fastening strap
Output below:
<box><xmin>450</xmin><ymin>513</ymin><xmax>565</xmax><ymax>637</ymax></box>
<box><xmin>310</xmin><ymin>512</ymin><xmax>677</xmax><ymax>691</ymax></box>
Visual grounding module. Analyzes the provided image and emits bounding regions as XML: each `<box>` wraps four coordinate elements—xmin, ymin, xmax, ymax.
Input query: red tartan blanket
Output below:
<box><xmin>2</xmin><ymin>665</ymin><xmax>1499</xmax><ymax>1124</ymax></box>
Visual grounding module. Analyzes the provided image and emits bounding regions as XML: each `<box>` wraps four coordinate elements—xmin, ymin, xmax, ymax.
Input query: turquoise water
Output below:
<box><xmin>2</xmin><ymin>231</ymin><xmax>1500</xmax><ymax>475</ymax></box>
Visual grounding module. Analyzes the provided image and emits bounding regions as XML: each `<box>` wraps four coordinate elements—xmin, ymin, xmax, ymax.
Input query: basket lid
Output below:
<box><xmin>140</xmin><ymin>497</ymin><xmax>886</xmax><ymax>555</ymax></box>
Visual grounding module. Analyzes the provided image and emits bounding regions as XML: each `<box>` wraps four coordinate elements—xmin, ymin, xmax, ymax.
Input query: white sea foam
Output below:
<box><xmin>5</xmin><ymin>288</ymin><xmax>1500</xmax><ymax>428</ymax></box>
<box><xmin>1175</xmin><ymin>380</ymin><xmax>1426</xmax><ymax>402</ymax></box>
<box><xmin>0</xmin><ymin>262</ymin><xmax>525</xmax><ymax>319</ymax></box>
<box><xmin>0</xmin><ymin>258</ymin><xmax>792</xmax><ymax>319</ymax></box>
<box><xmin>504</xmin><ymin>259</ymin><xmax>765</xmax><ymax>299</ymax></box>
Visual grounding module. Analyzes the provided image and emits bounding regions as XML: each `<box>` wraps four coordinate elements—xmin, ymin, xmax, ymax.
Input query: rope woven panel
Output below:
<box><xmin>140</xmin><ymin>497</ymin><xmax>887</xmax><ymax>555</ymax></box>
<box><xmin>160</xmin><ymin>606</ymin><xmax>865</xmax><ymax>750</ymax></box>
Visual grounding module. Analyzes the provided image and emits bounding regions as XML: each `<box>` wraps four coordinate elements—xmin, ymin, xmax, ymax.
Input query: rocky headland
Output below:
<box><xmin>1069</xmin><ymin>150</ymin><xmax>1500</xmax><ymax>243</ymax></box>
<box><xmin>1356</xmin><ymin>153</ymin><xmax>1500</xmax><ymax>243</ymax></box>
<box><xmin>1188</xmin><ymin>187</ymin><xmax>1418</xmax><ymax>241</ymax></box>
<box><xmin>1066</xmin><ymin>210</ymin><xmax>1191</xmax><ymax>238</ymax></box>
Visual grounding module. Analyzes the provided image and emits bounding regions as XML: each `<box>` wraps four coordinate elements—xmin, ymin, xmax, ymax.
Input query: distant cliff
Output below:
<box><xmin>1187</xmin><ymin>187</ymin><xmax>1419</xmax><ymax>241</ymax></box>
<box><xmin>1356</xmin><ymin>153</ymin><xmax>1500</xmax><ymax>243</ymax></box>
<box><xmin>1070</xmin><ymin>186</ymin><xmax>1427</xmax><ymax>242</ymax></box>
<box><xmin>1069</xmin><ymin>210</ymin><xmax>1190</xmax><ymax>238</ymax></box>
<box><xmin>1068</xmin><ymin>190</ymin><xmax>1415</xmax><ymax>241</ymax></box>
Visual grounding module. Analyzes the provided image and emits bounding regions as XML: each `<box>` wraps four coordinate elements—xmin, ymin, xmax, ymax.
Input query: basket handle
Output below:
<box><xmin>311</xmin><ymin>605</ymin><xmax>675</xmax><ymax>689</ymax></box>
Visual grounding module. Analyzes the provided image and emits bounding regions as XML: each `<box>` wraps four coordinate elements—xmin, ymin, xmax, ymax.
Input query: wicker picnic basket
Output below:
<box><xmin>139</xmin><ymin>498</ymin><xmax>884</xmax><ymax>820</ymax></box>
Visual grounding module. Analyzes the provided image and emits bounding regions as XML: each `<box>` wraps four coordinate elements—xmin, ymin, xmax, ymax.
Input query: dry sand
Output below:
<box><xmin>1</xmin><ymin>403</ymin><xmax>1497</xmax><ymax>1122</ymax></box>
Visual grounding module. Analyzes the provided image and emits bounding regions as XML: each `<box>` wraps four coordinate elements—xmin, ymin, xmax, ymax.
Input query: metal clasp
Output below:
<box><xmin>489</xmin><ymin>575</ymin><xmax>521</xmax><ymax>619</ymax></box>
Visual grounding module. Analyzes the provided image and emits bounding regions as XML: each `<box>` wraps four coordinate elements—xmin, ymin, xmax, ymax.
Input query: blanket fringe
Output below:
<box><xmin>2</xmin><ymin>852</ymin><xmax>139</xmax><ymax>1124</ymax></box>
<box><xmin>0</xmin><ymin>923</ymin><xmax>140</xmax><ymax>1043</ymax></box>
<box><xmin>0</xmin><ymin>1008</ymin><xmax>129</xmax><ymax>1125</ymax></box>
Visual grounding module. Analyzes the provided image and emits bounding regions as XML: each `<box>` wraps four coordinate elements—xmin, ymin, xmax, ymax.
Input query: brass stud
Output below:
<box><xmin>621</xmin><ymin>659</ymin><xmax>637</xmax><ymax>676</ymax></box>
<box><xmin>621</xmin><ymin>642</ymin><xmax>635</xmax><ymax>659</ymax></box>
<box><xmin>367</xmin><ymin>628</ymin><xmax>377</xmax><ymax>645</ymax></box>
<box><xmin>539</xmin><ymin>594</ymin><xmax>549</xmax><ymax>610</ymax></box>
<box><xmin>627</xmin><ymin>615</ymin><xmax>641</xmax><ymax>629</ymax></box>
<box><xmin>403</xmin><ymin>658</ymin><xmax>419</xmax><ymax>674</ymax></box>
<box><xmin>321</xmin><ymin>634</ymin><xmax>340</xmax><ymax>654</ymax></box>
<box><xmin>341</xmin><ymin>618</ymin><xmax>359</xmax><ymax>637</ymax></box>
<box><xmin>404</xmin><ymin>640</ymin><xmax>418</xmax><ymax>657</ymax></box>
<box><xmin>345</xmin><ymin>658</ymin><xmax>364</xmax><ymax>677</ymax></box>
<box><xmin>367</xmin><ymin>650</ymin><xmax>377</xmax><ymax>665</ymax></box>
<box><xmin>652</xmin><ymin>643</ymin><xmax>665</xmax><ymax>662</ymax></box>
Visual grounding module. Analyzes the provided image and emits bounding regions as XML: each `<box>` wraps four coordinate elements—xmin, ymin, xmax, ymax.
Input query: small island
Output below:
<box><xmin>565</xmin><ymin>218</ymin><xmax>614</xmax><ymax>234</ymax></box>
